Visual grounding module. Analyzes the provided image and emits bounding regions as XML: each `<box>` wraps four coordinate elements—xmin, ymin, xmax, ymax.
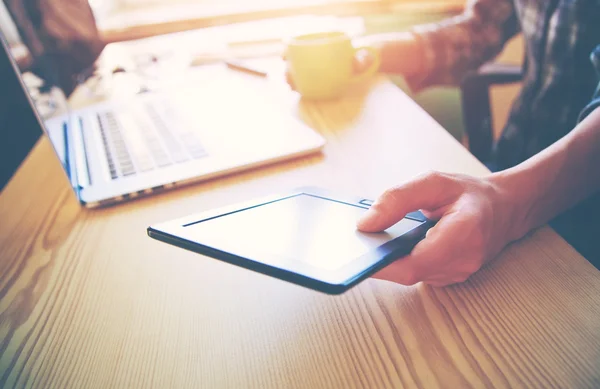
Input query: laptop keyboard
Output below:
<box><xmin>96</xmin><ymin>102</ymin><xmax>208</xmax><ymax>179</ymax></box>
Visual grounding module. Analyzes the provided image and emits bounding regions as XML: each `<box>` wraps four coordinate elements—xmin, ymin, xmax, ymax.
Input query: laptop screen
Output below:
<box><xmin>0</xmin><ymin>2</ymin><xmax>103</xmax><ymax>191</ymax></box>
<box><xmin>0</xmin><ymin>35</ymin><xmax>48</xmax><ymax>190</ymax></box>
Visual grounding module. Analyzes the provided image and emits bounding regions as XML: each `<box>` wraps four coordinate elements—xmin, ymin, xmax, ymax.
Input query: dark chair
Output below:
<box><xmin>460</xmin><ymin>62</ymin><xmax>523</xmax><ymax>164</ymax></box>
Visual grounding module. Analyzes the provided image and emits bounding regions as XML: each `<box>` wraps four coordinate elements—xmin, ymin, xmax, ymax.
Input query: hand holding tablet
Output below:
<box><xmin>148</xmin><ymin>188</ymin><xmax>433</xmax><ymax>294</ymax></box>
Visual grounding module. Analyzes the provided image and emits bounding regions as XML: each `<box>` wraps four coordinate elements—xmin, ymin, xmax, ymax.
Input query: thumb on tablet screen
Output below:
<box><xmin>357</xmin><ymin>172</ymin><xmax>461</xmax><ymax>232</ymax></box>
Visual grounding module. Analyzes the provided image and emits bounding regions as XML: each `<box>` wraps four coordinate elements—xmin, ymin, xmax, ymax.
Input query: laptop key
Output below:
<box><xmin>187</xmin><ymin>144</ymin><xmax>208</xmax><ymax>159</ymax></box>
<box><xmin>135</xmin><ymin>155</ymin><xmax>155</xmax><ymax>172</ymax></box>
<box><xmin>133</xmin><ymin>118</ymin><xmax>172</xmax><ymax>168</ymax></box>
<box><xmin>100</xmin><ymin>111</ymin><xmax>137</xmax><ymax>178</ymax></box>
<box><xmin>117</xmin><ymin>112</ymin><xmax>156</xmax><ymax>173</ymax></box>
<box><xmin>179</xmin><ymin>132</ymin><xmax>207</xmax><ymax>159</ymax></box>
<box><xmin>146</xmin><ymin>136</ymin><xmax>172</xmax><ymax>167</ymax></box>
<box><xmin>148</xmin><ymin>102</ymin><xmax>208</xmax><ymax>161</ymax></box>
<box><xmin>145</xmin><ymin>104</ymin><xmax>189</xmax><ymax>164</ymax></box>
<box><xmin>121</xmin><ymin>164</ymin><xmax>136</xmax><ymax>176</ymax></box>
<box><xmin>97</xmin><ymin>114</ymin><xmax>119</xmax><ymax>179</ymax></box>
<box><xmin>154</xmin><ymin>154</ymin><xmax>172</xmax><ymax>168</ymax></box>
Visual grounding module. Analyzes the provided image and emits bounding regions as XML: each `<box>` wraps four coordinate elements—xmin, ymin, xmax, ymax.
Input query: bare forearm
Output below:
<box><xmin>362</xmin><ymin>0</ymin><xmax>518</xmax><ymax>87</ymax></box>
<box><xmin>492</xmin><ymin>108</ymin><xmax>600</xmax><ymax>239</ymax></box>
<box><xmin>358</xmin><ymin>32</ymin><xmax>425</xmax><ymax>76</ymax></box>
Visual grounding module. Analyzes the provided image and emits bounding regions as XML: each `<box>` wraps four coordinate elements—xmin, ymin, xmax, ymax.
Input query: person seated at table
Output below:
<box><xmin>4</xmin><ymin>0</ymin><xmax>104</xmax><ymax>96</ymax></box>
<box><xmin>351</xmin><ymin>0</ymin><xmax>599</xmax><ymax>171</ymax></box>
<box><xmin>287</xmin><ymin>0</ymin><xmax>600</xmax><ymax>284</ymax></box>
<box><xmin>355</xmin><ymin>0</ymin><xmax>600</xmax><ymax>284</ymax></box>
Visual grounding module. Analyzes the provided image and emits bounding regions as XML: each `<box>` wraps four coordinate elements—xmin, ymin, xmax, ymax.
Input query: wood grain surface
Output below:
<box><xmin>1</xmin><ymin>69</ymin><xmax>600</xmax><ymax>389</ymax></box>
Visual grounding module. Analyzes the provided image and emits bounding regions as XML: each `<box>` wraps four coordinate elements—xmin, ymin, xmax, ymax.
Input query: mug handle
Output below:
<box><xmin>350</xmin><ymin>46</ymin><xmax>381</xmax><ymax>83</ymax></box>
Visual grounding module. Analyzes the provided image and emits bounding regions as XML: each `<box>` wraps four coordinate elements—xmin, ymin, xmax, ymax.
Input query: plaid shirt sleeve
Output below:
<box><xmin>407</xmin><ymin>0</ymin><xmax>520</xmax><ymax>91</ymax></box>
<box><xmin>579</xmin><ymin>45</ymin><xmax>600</xmax><ymax>122</ymax></box>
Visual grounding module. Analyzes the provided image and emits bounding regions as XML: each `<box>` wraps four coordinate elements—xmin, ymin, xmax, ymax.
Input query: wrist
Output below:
<box><xmin>487</xmin><ymin>170</ymin><xmax>539</xmax><ymax>242</ymax></box>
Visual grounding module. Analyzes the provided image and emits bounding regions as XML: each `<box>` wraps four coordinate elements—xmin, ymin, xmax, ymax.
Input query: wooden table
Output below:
<box><xmin>1</xmin><ymin>69</ymin><xmax>600</xmax><ymax>388</ymax></box>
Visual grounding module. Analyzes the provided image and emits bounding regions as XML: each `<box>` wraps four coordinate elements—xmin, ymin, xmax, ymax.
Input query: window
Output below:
<box><xmin>91</xmin><ymin>0</ymin><xmax>464</xmax><ymax>42</ymax></box>
<box><xmin>92</xmin><ymin>0</ymin><xmax>387</xmax><ymax>42</ymax></box>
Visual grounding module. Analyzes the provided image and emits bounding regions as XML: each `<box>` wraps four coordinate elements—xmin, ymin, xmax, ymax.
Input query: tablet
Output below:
<box><xmin>147</xmin><ymin>188</ymin><xmax>434</xmax><ymax>294</ymax></box>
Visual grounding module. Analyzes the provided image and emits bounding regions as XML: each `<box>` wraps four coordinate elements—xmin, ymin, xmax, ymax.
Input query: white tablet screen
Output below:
<box><xmin>183</xmin><ymin>194</ymin><xmax>422</xmax><ymax>271</ymax></box>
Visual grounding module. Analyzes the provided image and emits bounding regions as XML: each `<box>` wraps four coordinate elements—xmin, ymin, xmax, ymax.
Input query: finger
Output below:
<box><xmin>371</xmin><ymin>256</ymin><xmax>424</xmax><ymax>286</ymax></box>
<box><xmin>285</xmin><ymin>70</ymin><xmax>296</xmax><ymax>90</ymax></box>
<box><xmin>373</xmin><ymin>215</ymin><xmax>460</xmax><ymax>284</ymax></box>
<box><xmin>352</xmin><ymin>50</ymin><xmax>374</xmax><ymax>74</ymax></box>
<box><xmin>405</xmin><ymin>216</ymin><xmax>464</xmax><ymax>277</ymax></box>
<box><xmin>357</xmin><ymin>172</ymin><xmax>461</xmax><ymax>232</ymax></box>
<box><xmin>421</xmin><ymin>203</ymin><xmax>453</xmax><ymax>220</ymax></box>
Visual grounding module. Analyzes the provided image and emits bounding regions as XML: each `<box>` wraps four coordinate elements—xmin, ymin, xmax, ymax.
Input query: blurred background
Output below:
<box><xmin>0</xmin><ymin>0</ymin><xmax>523</xmax><ymax>143</ymax></box>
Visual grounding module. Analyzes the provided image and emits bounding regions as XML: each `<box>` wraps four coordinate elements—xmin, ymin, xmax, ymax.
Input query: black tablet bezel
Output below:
<box><xmin>147</xmin><ymin>187</ymin><xmax>434</xmax><ymax>294</ymax></box>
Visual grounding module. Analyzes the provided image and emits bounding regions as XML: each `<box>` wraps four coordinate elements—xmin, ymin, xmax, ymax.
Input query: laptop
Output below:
<box><xmin>0</xmin><ymin>34</ymin><xmax>325</xmax><ymax>207</ymax></box>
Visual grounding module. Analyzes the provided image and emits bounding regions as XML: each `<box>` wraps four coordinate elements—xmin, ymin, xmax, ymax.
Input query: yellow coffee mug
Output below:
<box><xmin>286</xmin><ymin>31</ymin><xmax>380</xmax><ymax>100</ymax></box>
